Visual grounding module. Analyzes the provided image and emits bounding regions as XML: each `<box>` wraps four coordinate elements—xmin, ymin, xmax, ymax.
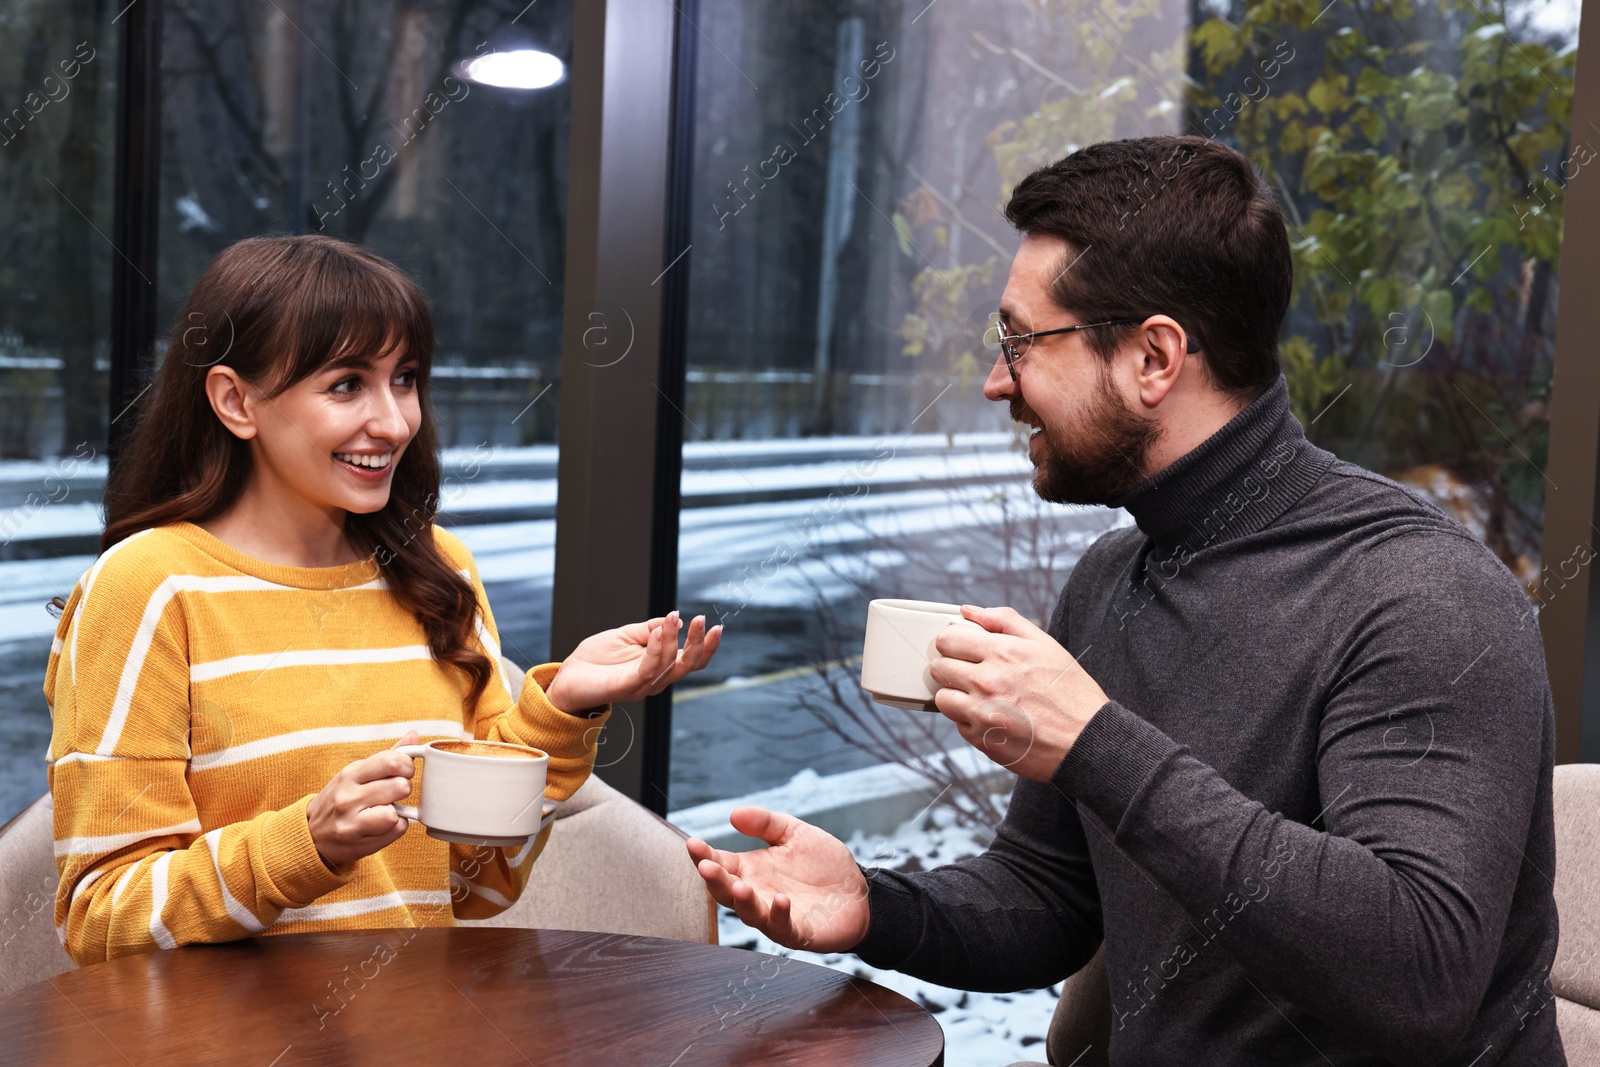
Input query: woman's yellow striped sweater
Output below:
<box><xmin>43</xmin><ymin>520</ymin><xmax>607</xmax><ymax>965</ymax></box>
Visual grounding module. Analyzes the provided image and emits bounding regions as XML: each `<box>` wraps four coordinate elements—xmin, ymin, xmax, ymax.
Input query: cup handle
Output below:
<box><xmin>394</xmin><ymin>745</ymin><xmax>429</xmax><ymax>824</ymax></box>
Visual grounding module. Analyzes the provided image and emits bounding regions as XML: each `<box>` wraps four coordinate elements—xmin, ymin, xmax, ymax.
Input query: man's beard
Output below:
<box><xmin>1012</xmin><ymin>362</ymin><xmax>1160</xmax><ymax>506</ymax></box>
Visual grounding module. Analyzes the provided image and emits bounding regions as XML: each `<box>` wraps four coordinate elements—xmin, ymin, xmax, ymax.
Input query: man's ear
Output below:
<box><xmin>1131</xmin><ymin>315</ymin><xmax>1191</xmax><ymax>408</ymax></box>
<box><xmin>205</xmin><ymin>366</ymin><xmax>258</xmax><ymax>440</ymax></box>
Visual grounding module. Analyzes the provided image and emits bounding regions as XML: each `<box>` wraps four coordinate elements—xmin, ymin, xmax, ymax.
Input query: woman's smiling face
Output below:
<box><xmin>212</xmin><ymin>338</ymin><xmax>422</xmax><ymax>520</ymax></box>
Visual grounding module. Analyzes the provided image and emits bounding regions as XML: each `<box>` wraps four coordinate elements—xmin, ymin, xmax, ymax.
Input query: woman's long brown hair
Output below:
<box><xmin>53</xmin><ymin>233</ymin><xmax>493</xmax><ymax>713</ymax></box>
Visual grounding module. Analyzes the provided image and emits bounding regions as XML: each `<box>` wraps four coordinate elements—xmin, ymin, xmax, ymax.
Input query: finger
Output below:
<box><xmin>350</xmin><ymin>802</ymin><xmax>408</xmax><ymax>839</ymax></box>
<box><xmin>680</xmin><ymin>615</ymin><xmax>707</xmax><ymax>666</ymax></box>
<box><xmin>663</xmin><ymin>612</ymin><xmax>684</xmax><ymax>663</ymax></box>
<box><xmin>655</xmin><ymin>616</ymin><xmax>708</xmax><ymax>691</ymax></box>
<box><xmin>355</xmin><ymin>774</ymin><xmax>415</xmax><ymax>808</ymax></box>
<box><xmin>695</xmin><ymin>859</ymin><xmax>749</xmax><ymax>913</ymax></box>
<box><xmin>769</xmin><ymin>891</ymin><xmax>802</xmax><ymax>947</ymax></box>
<box><xmin>927</xmin><ymin>655</ymin><xmax>975</xmax><ymax>694</ymax></box>
<box><xmin>933</xmin><ymin>625</ymin><xmax>990</xmax><ymax>663</ymax></box>
<box><xmin>645</xmin><ymin>613</ymin><xmax>680</xmax><ymax>682</ymax></box>
<box><xmin>697</xmin><ymin>624</ymin><xmax>724</xmax><ymax>669</ymax></box>
<box><xmin>725</xmin><ymin>874</ymin><xmax>774</xmax><ymax>934</ymax></box>
<box><xmin>390</xmin><ymin>730</ymin><xmax>421</xmax><ymax>749</ymax></box>
<box><xmin>960</xmin><ymin>603</ymin><xmax>1040</xmax><ymax>638</ymax></box>
<box><xmin>686</xmin><ymin>837</ymin><xmax>743</xmax><ymax>877</ymax></box>
<box><xmin>728</xmin><ymin>806</ymin><xmax>801</xmax><ymax>847</ymax></box>
<box><xmin>932</xmin><ymin>685</ymin><xmax>976</xmax><ymax>728</ymax></box>
<box><xmin>349</xmin><ymin>750</ymin><xmax>416</xmax><ymax>784</ymax></box>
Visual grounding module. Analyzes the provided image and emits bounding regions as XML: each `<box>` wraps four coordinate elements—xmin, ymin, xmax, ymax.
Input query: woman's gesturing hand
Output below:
<box><xmin>307</xmin><ymin>731</ymin><xmax>420</xmax><ymax>869</ymax></box>
<box><xmin>687</xmin><ymin>808</ymin><xmax>871</xmax><ymax>954</ymax></box>
<box><xmin>544</xmin><ymin>611</ymin><xmax>722</xmax><ymax>714</ymax></box>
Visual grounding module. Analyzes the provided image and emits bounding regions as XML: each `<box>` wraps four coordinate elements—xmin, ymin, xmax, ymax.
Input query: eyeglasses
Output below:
<box><xmin>989</xmin><ymin>317</ymin><xmax>1141</xmax><ymax>382</ymax></box>
<box><xmin>988</xmin><ymin>316</ymin><xmax>1200</xmax><ymax>382</ymax></box>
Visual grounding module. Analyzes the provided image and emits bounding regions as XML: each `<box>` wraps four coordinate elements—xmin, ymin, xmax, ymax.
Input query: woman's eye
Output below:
<box><xmin>396</xmin><ymin>368</ymin><xmax>418</xmax><ymax>388</ymax></box>
<box><xmin>329</xmin><ymin>376</ymin><xmax>360</xmax><ymax>396</ymax></box>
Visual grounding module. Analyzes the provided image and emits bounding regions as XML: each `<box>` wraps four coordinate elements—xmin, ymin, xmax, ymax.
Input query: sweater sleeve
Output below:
<box><xmin>1051</xmin><ymin>534</ymin><xmax>1549</xmax><ymax>1065</ymax></box>
<box><xmin>851</xmin><ymin>574</ymin><xmax>1103</xmax><ymax>991</ymax></box>
<box><xmin>441</xmin><ymin>532</ymin><xmax>609</xmax><ymax>919</ymax></box>
<box><xmin>47</xmin><ymin>556</ymin><xmax>351</xmax><ymax>965</ymax></box>
<box><xmin>851</xmin><ymin>774</ymin><xmax>1104</xmax><ymax>991</ymax></box>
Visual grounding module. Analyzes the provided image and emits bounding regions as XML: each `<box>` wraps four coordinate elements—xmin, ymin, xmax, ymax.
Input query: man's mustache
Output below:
<box><xmin>1010</xmin><ymin>397</ymin><xmax>1043</xmax><ymax>429</ymax></box>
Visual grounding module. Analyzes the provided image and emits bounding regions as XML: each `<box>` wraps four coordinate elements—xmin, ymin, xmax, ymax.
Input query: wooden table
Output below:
<box><xmin>0</xmin><ymin>928</ymin><xmax>944</xmax><ymax>1065</ymax></box>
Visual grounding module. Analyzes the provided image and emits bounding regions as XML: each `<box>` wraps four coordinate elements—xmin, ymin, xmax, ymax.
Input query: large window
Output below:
<box><xmin>158</xmin><ymin>0</ymin><xmax>573</xmax><ymax>671</ymax></box>
<box><xmin>0</xmin><ymin>0</ymin><xmax>116</xmax><ymax>824</ymax></box>
<box><xmin>666</xmin><ymin>0</ymin><xmax>1578</xmax><ymax>1058</ymax></box>
<box><xmin>0</xmin><ymin>0</ymin><xmax>574</xmax><ymax>825</ymax></box>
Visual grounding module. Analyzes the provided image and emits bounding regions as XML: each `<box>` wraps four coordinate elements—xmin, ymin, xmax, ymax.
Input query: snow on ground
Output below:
<box><xmin>710</xmin><ymin>797</ymin><xmax>1061</xmax><ymax>1067</ymax></box>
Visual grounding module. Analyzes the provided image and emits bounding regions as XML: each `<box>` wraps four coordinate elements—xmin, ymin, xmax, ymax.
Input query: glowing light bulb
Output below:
<box><xmin>458</xmin><ymin>49</ymin><xmax>565</xmax><ymax>90</ymax></box>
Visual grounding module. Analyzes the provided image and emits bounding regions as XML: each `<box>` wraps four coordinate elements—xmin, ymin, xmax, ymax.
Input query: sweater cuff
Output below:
<box><xmin>261</xmin><ymin>795</ymin><xmax>354</xmax><ymax>907</ymax></box>
<box><xmin>1052</xmin><ymin>699</ymin><xmax>1183</xmax><ymax>830</ymax></box>
<box><xmin>850</xmin><ymin>864</ymin><xmax>922</xmax><ymax>969</ymax></box>
<box><xmin>499</xmin><ymin>662</ymin><xmax>611</xmax><ymax>803</ymax></box>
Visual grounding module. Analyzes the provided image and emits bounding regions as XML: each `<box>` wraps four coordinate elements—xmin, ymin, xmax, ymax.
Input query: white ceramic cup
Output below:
<box><xmin>861</xmin><ymin>598</ymin><xmax>985</xmax><ymax>710</ymax></box>
<box><xmin>393</xmin><ymin>738</ymin><xmax>559</xmax><ymax>847</ymax></box>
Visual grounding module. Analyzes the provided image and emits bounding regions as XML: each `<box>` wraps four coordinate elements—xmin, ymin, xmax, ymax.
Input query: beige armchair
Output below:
<box><xmin>1008</xmin><ymin>763</ymin><xmax>1600</xmax><ymax>1066</ymax></box>
<box><xmin>0</xmin><ymin>657</ymin><xmax>714</xmax><ymax>999</ymax></box>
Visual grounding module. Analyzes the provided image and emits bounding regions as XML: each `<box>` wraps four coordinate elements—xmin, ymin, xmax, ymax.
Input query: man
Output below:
<box><xmin>686</xmin><ymin>135</ymin><xmax>1562</xmax><ymax>1065</ymax></box>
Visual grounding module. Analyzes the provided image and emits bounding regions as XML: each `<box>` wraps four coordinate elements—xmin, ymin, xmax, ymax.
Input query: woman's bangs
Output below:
<box><xmin>327</xmin><ymin>269</ymin><xmax>434</xmax><ymax>380</ymax></box>
<box><xmin>270</xmin><ymin>250</ymin><xmax>435</xmax><ymax>393</ymax></box>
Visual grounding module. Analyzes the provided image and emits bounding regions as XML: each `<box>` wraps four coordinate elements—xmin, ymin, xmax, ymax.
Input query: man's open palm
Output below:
<box><xmin>687</xmin><ymin>808</ymin><xmax>871</xmax><ymax>954</ymax></box>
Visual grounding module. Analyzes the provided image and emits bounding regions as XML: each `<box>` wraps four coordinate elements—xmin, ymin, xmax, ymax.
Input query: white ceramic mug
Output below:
<box><xmin>393</xmin><ymin>738</ymin><xmax>559</xmax><ymax>847</ymax></box>
<box><xmin>860</xmin><ymin>598</ymin><xmax>984</xmax><ymax>710</ymax></box>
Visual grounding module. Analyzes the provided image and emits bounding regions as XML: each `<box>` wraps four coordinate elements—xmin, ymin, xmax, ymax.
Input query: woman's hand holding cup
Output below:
<box><xmin>544</xmin><ymin>610</ymin><xmax>722</xmax><ymax>714</ymax></box>
<box><xmin>307</xmin><ymin>730</ymin><xmax>421</xmax><ymax>869</ymax></box>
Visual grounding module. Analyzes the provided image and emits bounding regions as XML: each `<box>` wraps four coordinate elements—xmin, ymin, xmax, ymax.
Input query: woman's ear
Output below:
<box><xmin>205</xmin><ymin>366</ymin><xmax>258</xmax><ymax>440</ymax></box>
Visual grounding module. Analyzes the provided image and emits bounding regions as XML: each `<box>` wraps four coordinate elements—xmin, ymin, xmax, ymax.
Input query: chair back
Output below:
<box><xmin>458</xmin><ymin>655</ymin><xmax>717</xmax><ymax>943</ymax></box>
<box><xmin>1046</xmin><ymin>944</ymin><xmax>1110</xmax><ymax>1065</ymax></box>
<box><xmin>1040</xmin><ymin>764</ymin><xmax>1600</xmax><ymax>1064</ymax></box>
<box><xmin>0</xmin><ymin>795</ymin><xmax>75</xmax><ymax>997</ymax></box>
<box><xmin>1552</xmin><ymin>763</ymin><xmax>1600</xmax><ymax>1060</ymax></box>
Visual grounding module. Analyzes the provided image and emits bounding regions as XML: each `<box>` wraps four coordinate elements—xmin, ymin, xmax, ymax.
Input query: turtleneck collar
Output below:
<box><xmin>1108</xmin><ymin>374</ymin><xmax>1335</xmax><ymax>555</ymax></box>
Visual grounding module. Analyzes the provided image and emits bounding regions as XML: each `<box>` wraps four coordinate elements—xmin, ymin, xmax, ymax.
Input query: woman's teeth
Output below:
<box><xmin>334</xmin><ymin>452</ymin><xmax>391</xmax><ymax>470</ymax></box>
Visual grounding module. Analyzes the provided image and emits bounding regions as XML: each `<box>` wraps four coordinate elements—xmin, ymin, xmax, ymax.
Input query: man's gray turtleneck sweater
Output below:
<box><xmin>852</xmin><ymin>374</ymin><xmax>1563</xmax><ymax>1066</ymax></box>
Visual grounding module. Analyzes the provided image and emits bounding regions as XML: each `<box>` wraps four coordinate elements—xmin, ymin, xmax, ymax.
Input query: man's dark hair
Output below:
<box><xmin>1003</xmin><ymin>135</ymin><xmax>1292</xmax><ymax>404</ymax></box>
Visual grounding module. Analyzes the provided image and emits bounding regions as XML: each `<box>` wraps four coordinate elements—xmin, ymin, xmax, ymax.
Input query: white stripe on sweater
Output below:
<box><xmin>55</xmin><ymin>818</ymin><xmax>203</xmax><ymax>857</ymax></box>
<box><xmin>462</xmin><ymin>882</ymin><xmax>513</xmax><ymax>909</ymax></box>
<box><xmin>49</xmin><ymin>751</ymin><xmax>121</xmax><ymax>768</ymax></box>
<box><xmin>274</xmin><ymin>889</ymin><xmax>450</xmax><ymax>925</ymax></box>
<box><xmin>190</xmin><ymin>644</ymin><xmax>435</xmax><ymax>683</ymax></box>
<box><xmin>111</xmin><ymin>860</ymin><xmax>142</xmax><ymax>905</ymax></box>
<box><xmin>147</xmin><ymin>853</ymin><xmax>177</xmax><ymax>950</ymax></box>
<box><xmin>188</xmin><ymin>720</ymin><xmax>467</xmax><ymax>771</ymax></box>
<box><xmin>203</xmin><ymin>828</ymin><xmax>266</xmax><ymax>934</ymax></box>
<box><xmin>69</xmin><ymin>867</ymin><xmax>106</xmax><ymax>904</ymax></box>
<box><xmin>92</xmin><ymin>570</ymin><xmax>387</xmax><ymax>755</ymax></box>
<box><xmin>72</xmin><ymin>531</ymin><xmax>153</xmax><ymax>687</ymax></box>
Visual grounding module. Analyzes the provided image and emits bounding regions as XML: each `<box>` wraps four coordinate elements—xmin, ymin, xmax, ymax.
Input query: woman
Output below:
<box><xmin>43</xmin><ymin>234</ymin><xmax>720</xmax><ymax>964</ymax></box>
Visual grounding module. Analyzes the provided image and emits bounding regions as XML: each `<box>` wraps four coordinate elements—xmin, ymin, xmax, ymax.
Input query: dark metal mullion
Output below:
<box><xmin>108</xmin><ymin>0</ymin><xmax>164</xmax><ymax>460</ymax></box>
<box><xmin>1540</xmin><ymin>0</ymin><xmax>1600</xmax><ymax>765</ymax></box>
<box><xmin>639</xmin><ymin>0</ymin><xmax>700</xmax><ymax>815</ymax></box>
